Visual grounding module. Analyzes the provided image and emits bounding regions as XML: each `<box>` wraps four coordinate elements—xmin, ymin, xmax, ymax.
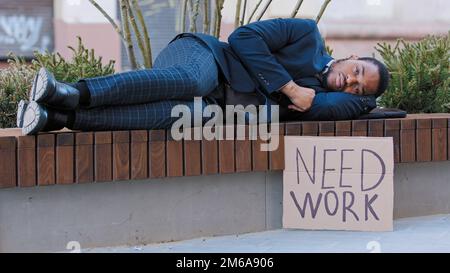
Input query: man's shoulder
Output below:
<box><xmin>250</xmin><ymin>17</ymin><xmax>317</xmax><ymax>30</ymax></box>
<box><xmin>275</xmin><ymin>17</ymin><xmax>318</xmax><ymax>31</ymax></box>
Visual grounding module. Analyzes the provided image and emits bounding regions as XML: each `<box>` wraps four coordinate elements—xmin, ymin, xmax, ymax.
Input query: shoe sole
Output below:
<box><xmin>16</xmin><ymin>100</ymin><xmax>29</xmax><ymax>128</ymax></box>
<box><xmin>21</xmin><ymin>101</ymin><xmax>48</xmax><ymax>135</ymax></box>
<box><xmin>30</xmin><ymin>67</ymin><xmax>54</xmax><ymax>103</ymax></box>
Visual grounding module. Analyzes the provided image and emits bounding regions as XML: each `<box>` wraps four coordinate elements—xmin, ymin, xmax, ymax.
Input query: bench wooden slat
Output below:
<box><xmin>285</xmin><ymin>122</ymin><xmax>301</xmax><ymax>136</ymax></box>
<box><xmin>37</xmin><ymin>134</ymin><xmax>55</xmax><ymax>186</ymax></box>
<box><xmin>318</xmin><ymin>121</ymin><xmax>335</xmax><ymax>136</ymax></box>
<box><xmin>252</xmin><ymin>138</ymin><xmax>268</xmax><ymax>172</ymax></box>
<box><xmin>235</xmin><ymin>125</ymin><xmax>252</xmax><ymax>173</ymax></box>
<box><xmin>131</xmin><ymin>130</ymin><xmax>148</xmax><ymax>180</ymax></box>
<box><xmin>384</xmin><ymin>120</ymin><xmax>401</xmax><ymax>163</ymax></box>
<box><xmin>17</xmin><ymin>136</ymin><xmax>36</xmax><ymax>187</ymax></box>
<box><xmin>149</xmin><ymin>130</ymin><xmax>166</xmax><ymax>178</ymax></box>
<box><xmin>335</xmin><ymin>121</ymin><xmax>351</xmax><ymax>136</ymax></box>
<box><xmin>201</xmin><ymin>126</ymin><xmax>218</xmax><ymax>175</ymax></box>
<box><xmin>400</xmin><ymin>119</ymin><xmax>416</xmax><ymax>163</ymax></box>
<box><xmin>352</xmin><ymin>120</ymin><xmax>368</xmax><ymax>136</ymax></box>
<box><xmin>219</xmin><ymin>126</ymin><xmax>235</xmax><ymax>174</ymax></box>
<box><xmin>184</xmin><ymin>128</ymin><xmax>201</xmax><ymax>176</ymax></box>
<box><xmin>368</xmin><ymin>120</ymin><xmax>384</xmax><ymax>137</ymax></box>
<box><xmin>432</xmin><ymin>118</ymin><xmax>447</xmax><ymax>129</ymax></box>
<box><xmin>416</xmin><ymin>119</ymin><xmax>432</xmax><ymax>162</ymax></box>
<box><xmin>0</xmin><ymin>137</ymin><xmax>17</xmax><ymax>188</ymax></box>
<box><xmin>269</xmin><ymin>123</ymin><xmax>285</xmax><ymax>171</ymax></box>
<box><xmin>432</xmin><ymin>118</ymin><xmax>448</xmax><ymax>161</ymax></box>
<box><xmin>201</xmin><ymin>140</ymin><xmax>218</xmax><ymax>174</ymax></box>
<box><xmin>166</xmin><ymin>130</ymin><xmax>183</xmax><ymax>177</ymax></box>
<box><xmin>252</xmin><ymin>124</ymin><xmax>268</xmax><ymax>172</ymax></box>
<box><xmin>56</xmin><ymin>133</ymin><xmax>74</xmax><ymax>184</ymax></box>
<box><xmin>113</xmin><ymin>131</ymin><xmax>130</xmax><ymax>181</ymax></box>
<box><xmin>94</xmin><ymin>132</ymin><xmax>113</xmax><ymax>182</ymax></box>
<box><xmin>416</xmin><ymin>118</ymin><xmax>432</xmax><ymax>129</ymax></box>
<box><xmin>75</xmin><ymin>132</ymin><xmax>94</xmax><ymax>183</ymax></box>
<box><xmin>302</xmin><ymin>122</ymin><xmax>319</xmax><ymax>136</ymax></box>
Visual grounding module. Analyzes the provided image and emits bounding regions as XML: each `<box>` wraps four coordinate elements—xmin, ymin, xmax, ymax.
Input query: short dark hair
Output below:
<box><xmin>358</xmin><ymin>57</ymin><xmax>390</xmax><ymax>97</ymax></box>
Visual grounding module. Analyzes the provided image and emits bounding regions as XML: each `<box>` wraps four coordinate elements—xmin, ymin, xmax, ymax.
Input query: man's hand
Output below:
<box><xmin>280</xmin><ymin>80</ymin><xmax>316</xmax><ymax>112</ymax></box>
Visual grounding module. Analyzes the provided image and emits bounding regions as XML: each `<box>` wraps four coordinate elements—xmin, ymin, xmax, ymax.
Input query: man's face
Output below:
<box><xmin>324</xmin><ymin>56</ymin><xmax>380</xmax><ymax>96</ymax></box>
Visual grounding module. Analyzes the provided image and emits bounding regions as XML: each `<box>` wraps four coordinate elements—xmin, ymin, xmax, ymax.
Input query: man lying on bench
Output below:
<box><xmin>17</xmin><ymin>18</ymin><xmax>390</xmax><ymax>135</ymax></box>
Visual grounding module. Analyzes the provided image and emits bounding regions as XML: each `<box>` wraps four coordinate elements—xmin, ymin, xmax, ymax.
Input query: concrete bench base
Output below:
<box><xmin>1</xmin><ymin>161</ymin><xmax>450</xmax><ymax>252</ymax></box>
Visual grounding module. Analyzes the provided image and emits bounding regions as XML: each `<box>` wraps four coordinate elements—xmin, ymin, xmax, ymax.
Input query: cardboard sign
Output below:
<box><xmin>283</xmin><ymin>136</ymin><xmax>394</xmax><ymax>232</ymax></box>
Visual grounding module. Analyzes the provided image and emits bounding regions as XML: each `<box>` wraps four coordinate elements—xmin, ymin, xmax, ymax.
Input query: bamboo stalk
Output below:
<box><xmin>119</xmin><ymin>0</ymin><xmax>138</xmax><ymax>69</ymax></box>
<box><xmin>209</xmin><ymin>0</ymin><xmax>215</xmax><ymax>35</ymax></box>
<box><xmin>316</xmin><ymin>0</ymin><xmax>332</xmax><ymax>23</ymax></box>
<box><xmin>124</xmin><ymin>0</ymin><xmax>149</xmax><ymax>68</ymax></box>
<box><xmin>203</xmin><ymin>0</ymin><xmax>210</xmax><ymax>34</ymax></box>
<box><xmin>290</xmin><ymin>0</ymin><xmax>304</xmax><ymax>18</ymax></box>
<box><xmin>181</xmin><ymin>0</ymin><xmax>188</xmax><ymax>32</ymax></box>
<box><xmin>189</xmin><ymin>0</ymin><xmax>201</xmax><ymax>33</ymax></box>
<box><xmin>214</xmin><ymin>0</ymin><xmax>219</xmax><ymax>37</ymax></box>
<box><xmin>89</xmin><ymin>0</ymin><xmax>126</xmax><ymax>42</ymax></box>
<box><xmin>256</xmin><ymin>0</ymin><xmax>273</xmax><ymax>21</ymax></box>
<box><xmin>214</xmin><ymin>0</ymin><xmax>224</xmax><ymax>38</ymax></box>
<box><xmin>247</xmin><ymin>0</ymin><xmax>263</xmax><ymax>24</ymax></box>
<box><xmin>234</xmin><ymin>0</ymin><xmax>242</xmax><ymax>29</ymax></box>
<box><xmin>131</xmin><ymin>0</ymin><xmax>153</xmax><ymax>68</ymax></box>
<box><xmin>239</xmin><ymin>0</ymin><xmax>247</xmax><ymax>26</ymax></box>
<box><xmin>188</xmin><ymin>0</ymin><xmax>194</xmax><ymax>32</ymax></box>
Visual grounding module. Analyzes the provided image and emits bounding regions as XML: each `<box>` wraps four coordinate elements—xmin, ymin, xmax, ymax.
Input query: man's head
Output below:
<box><xmin>323</xmin><ymin>55</ymin><xmax>389</xmax><ymax>97</ymax></box>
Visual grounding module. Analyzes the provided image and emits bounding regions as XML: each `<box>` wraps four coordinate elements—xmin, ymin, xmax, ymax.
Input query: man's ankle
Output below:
<box><xmin>43</xmin><ymin>108</ymin><xmax>75</xmax><ymax>131</ymax></box>
<box><xmin>69</xmin><ymin>80</ymin><xmax>91</xmax><ymax>107</ymax></box>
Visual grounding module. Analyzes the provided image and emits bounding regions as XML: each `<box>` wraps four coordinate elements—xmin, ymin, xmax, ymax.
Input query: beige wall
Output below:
<box><xmin>54</xmin><ymin>19</ymin><xmax>121</xmax><ymax>71</ymax></box>
<box><xmin>53</xmin><ymin>0</ymin><xmax>121</xmax><ymax>71</ymax></box>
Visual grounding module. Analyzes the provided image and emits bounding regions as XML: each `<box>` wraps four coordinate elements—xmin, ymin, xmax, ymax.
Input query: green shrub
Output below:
<box><xmin>0</xmin><ymin>57</ymin><xmax>35</xmax><ymax>128</ymax></box>
<box><xmin>0</xmin><ymin>37</ymin><xmax>115</xmax><ymax>128</ymax></box>
<box><xmin>31</xmin><ymin>36</ymin><xmax>116</xmax><ymax>82</ymax></box>
<box><xmin>376</xmin><ymin>33</ymin><xmax>449</xmax><ymax>113</ymax></box>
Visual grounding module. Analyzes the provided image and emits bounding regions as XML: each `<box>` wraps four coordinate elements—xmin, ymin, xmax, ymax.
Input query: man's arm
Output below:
<box><xmin>286</xmin><ymin>92</ymin><xmax>377</xmax><ymax>121</ymax></box>
<box><xmin>228</xmin><ymin>18</ymin><xmax>318</xmax><ymax>94</ymax></box>
<box><xmin>279</xmin><ymin>80</ymin><xmax>316</xmax><ymax>112</ymax></box>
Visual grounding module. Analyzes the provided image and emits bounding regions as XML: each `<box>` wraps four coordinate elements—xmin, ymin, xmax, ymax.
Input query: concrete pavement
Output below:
<box><xmin>83</xmin><ymin>214</ymin><xmax>450</xmax><ymax>253</ymax></box>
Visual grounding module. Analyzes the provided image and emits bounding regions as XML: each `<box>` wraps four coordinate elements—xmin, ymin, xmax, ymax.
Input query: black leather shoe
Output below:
<box><xmin>29</xmin><ymin>67</ymin><xmax>80</xmax><ymax>110</ymax></box>
<box><xmin>358</xmin><ymin>107</ymin><xmax>407</xmax><ymax>119</ymax></box>
<box><xmin>17</xmin><ymin>100</ymin><xmax>72</xmax><ymax>135</ymax></box>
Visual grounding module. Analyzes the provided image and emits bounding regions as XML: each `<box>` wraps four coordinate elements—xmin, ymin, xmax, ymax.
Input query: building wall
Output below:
<box><xmin>53</xmin><ymin>0</ymin><xmax>121</xmax><ymax>71</ymax></box>
<box><xmin>1</xmin><ymin>0</ymin><xmax>448</xmax><ymax>69</ymax></box>
<box><xmin>0</xmin><ymin>0</ymin><xmax>54</xmax><ymax>60</ymax></box>
<box><xmin>53</xmin><ymin>20</ymin><xmax>121</xmax><ymax>71</ymax></box>
<box><xmin>220</xmin><ymin>0</ymin><xmax>450</xmax><ymax>59</ymax></box>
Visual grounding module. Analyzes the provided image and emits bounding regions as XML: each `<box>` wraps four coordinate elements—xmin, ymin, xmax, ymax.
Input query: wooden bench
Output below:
<box><xmin>1</xmin><ymin>114</ymin><xmax>449</xmax><ymax>189</ymax></box>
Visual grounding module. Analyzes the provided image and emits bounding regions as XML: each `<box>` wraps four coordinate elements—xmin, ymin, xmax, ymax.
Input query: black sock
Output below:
<box><xmin>70</xmin><ymin>80</ymin><xmax>91</xmax><ymax>107</ymax></box>
<box><xmin>66</xmin><ymin>111</ymin><xmax>75</xmax><ymax>129</ymax></box>
<box><xmin>62</xmin><ymin>110</ymin><xmax>75</xmax><ymax>129</ymax></box>
<box><xmin>43</xmin><ymin>109</ymin><xmax>75</xmax><ymax>131</ymax></box>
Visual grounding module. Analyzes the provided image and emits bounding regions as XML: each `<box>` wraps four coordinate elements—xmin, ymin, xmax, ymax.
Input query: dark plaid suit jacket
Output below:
<box><xmin>170</xmin><ymin>18</ymin><xmax>376</xmax><ymax>121</ymax></box>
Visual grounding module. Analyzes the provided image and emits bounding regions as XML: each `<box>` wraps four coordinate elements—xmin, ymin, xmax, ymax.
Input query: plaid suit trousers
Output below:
<box><xmin>72</xmin><ymin>37</ymin><xmax>220</xmax><ymax>131</ymax></box>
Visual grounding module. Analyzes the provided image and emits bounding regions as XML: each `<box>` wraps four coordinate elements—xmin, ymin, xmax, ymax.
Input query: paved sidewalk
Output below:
<box><xmin>84</xmin><ymin>214</ymin><xmax>450</xmax><ymax>253</ymax></box>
